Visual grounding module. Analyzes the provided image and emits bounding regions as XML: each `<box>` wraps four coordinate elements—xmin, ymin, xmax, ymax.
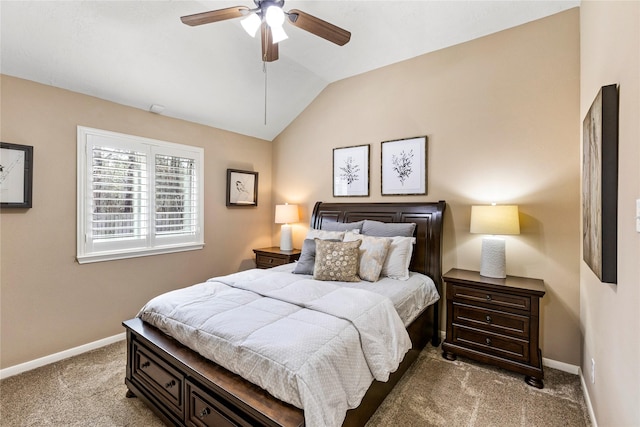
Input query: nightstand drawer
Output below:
<box><xmin>452</xmin><ymin>325</ymin><xmax>529</xmax><ymax>363</ymax></box>
<box><xmin>451</xmin><ymin>284</ymin><xmax>530</xmax><ymax>312</ymax></box>
<box><xmin>255</xmin><ymin>254</ymin><xmax>287</xmax><ymax>268</ymax></box>
<box><xmin>452</xmin><ymin>302</ymin><xmax>530</xmax><ymax>339</ymax></box>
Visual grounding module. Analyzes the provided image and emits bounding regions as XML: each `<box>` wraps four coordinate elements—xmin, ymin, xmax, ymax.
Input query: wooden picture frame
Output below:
<box><xmin>381</xmin><ymin>136</ymin><xmax>427</xmax><ymax>196</ymax></box>
<box><xmin>226</xmin><ymin>169</ymin><xmax>258</xmax><ymax>207</ymax></box>
<box><xmin>1</xmin><ymin>142</ymin><xmax>33</xmax><ymax>208</ymax></box>
<box><xmin>582</xmin><ymin>84</ymin><xmax>618</xmax><ymax>284</ymax></box>
<box><xmin>333</xmin><ymin>144</ymin><xmax>370</xmax><ymax>197</ymax></box>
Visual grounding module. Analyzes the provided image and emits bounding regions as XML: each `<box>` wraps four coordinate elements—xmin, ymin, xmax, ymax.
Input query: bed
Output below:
<box><xmin>123</xmin><ymin>200</ymin><xmax>446</xmax><ymax>427</ymax></box>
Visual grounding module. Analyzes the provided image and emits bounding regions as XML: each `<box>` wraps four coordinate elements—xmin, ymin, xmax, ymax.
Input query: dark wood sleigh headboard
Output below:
<box><xmin>310</xmin><ymin>200</ymin><xmax>446</xmax><ymax>287</ymax></box>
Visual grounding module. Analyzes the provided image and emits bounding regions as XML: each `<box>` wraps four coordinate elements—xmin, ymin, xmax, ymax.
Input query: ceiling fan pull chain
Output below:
<box><xmin>263</xmin><ymin>60</ymin><xmax>268</xmax><ymax>125</ymax></box>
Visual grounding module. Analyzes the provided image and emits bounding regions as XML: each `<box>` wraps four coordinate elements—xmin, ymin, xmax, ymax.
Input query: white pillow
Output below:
<box><xmin>380</xmin><ymin>236</ymin><xmax>416</xmax><ymax>280</ymax></box>
<box><xmin>344</xmin><ymin>232</ymin><xmax>392</xmax><ymax>282</ymax></box>
<box><xmin>305</xmin><ymin>229</ymin><xmax>345</xmax><ymax>240</ymax></box>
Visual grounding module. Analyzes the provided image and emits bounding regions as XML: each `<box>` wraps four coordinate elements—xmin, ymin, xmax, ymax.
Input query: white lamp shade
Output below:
<box><xmin>275</xmin><ymin>204</ymin><xmax>299</xmax><ymax>224</ymax></box>
<box><xmin>241</xmin><ymin>13</ymin><xmax>261</xmax><ymax>37</ymax></box>
<box><xmin>470</xmin><ymin>205</ymin><xmax>520</xmax><ymax>279</ymax></box>
<box><xmin>470</xmin><ymin>205</ymin><xmax>520</xmax><ymax>235</ymax></box>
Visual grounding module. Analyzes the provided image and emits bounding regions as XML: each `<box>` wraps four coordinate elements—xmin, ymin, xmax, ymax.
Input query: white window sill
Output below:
<box><xmin>76</xmin><ymin>243</ymin><xmax>205</xmax><ymax>264</ymax></box>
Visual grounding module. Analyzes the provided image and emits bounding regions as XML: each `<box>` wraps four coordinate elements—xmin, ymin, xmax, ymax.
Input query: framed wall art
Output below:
<box><xmin>582</xmin><ymin>84</ymin><xmax>618</xmax><ymax>284</ymax></box>
<box><xmin>333</xmin><ymin>144</ymin><xmax>370</xmax><ymax>197</ymax></box>
<box><xmin>1</xmin><ymin>142</ymin><xmax>33</xmax><ymax>208</ymax></box>
<box><xmin>381</xmin><ymin>136</ymin><xmax>427</xmax><ymax>196</ymax></box>
<box><xmin>226</xmin><ymin>169</ymin><xmax>258</xmax><ymax>207</ymax></box>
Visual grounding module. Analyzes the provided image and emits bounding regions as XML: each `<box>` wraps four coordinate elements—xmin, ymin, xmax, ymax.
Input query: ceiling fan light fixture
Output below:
<box><xmin>270</xmin><ymin>25</ymin><xmax>288</xmax><ymax>43</ymax></box>
<box><xmin>264</xmin><ymin>5</ymin><xmax>285</xmax><ymax>28</ymax></box>
<box><xmin>241</xmin><ymin>12</ymin><xmax>261</xmax><ymax>37</ymax></box>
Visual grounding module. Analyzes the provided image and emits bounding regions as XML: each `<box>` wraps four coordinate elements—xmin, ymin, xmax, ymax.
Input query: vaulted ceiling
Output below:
<box><xmin>1</xmin><ymin>1</ymin><xmax>579</xmax><ymax>141</ymax></box>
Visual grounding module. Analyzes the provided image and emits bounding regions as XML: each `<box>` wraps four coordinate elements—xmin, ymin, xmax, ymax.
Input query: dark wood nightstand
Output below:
<box><xmin>252</xmin><ymin>247</ymin><xmax>301</xmax><ymax>269</ymax></box>
<box><xmin>441</xmin><ymin>268</ymin><xmax>546</xmax><ymax>388</ymax></box>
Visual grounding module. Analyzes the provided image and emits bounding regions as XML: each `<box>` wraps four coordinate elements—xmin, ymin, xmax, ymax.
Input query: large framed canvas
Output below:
<box><xmin>381</xmin><ymin>136</ymin><xmax>427</xmax><ymax>196</ymax></box>
<box><xmin>582</xmin><ymin>84</ymin><xmax>618</xmax><ymax>284</ymax></box>
<box><xmin>226</xmin><ymin>169</ymin><xmax>258</xmax><ymax>206</ymax></box>
<box><xmin>1</xmin><ymin>142</ymin><xmax>33</xmax><ymax>208</ymax></box>
<box><xmin>333</xmin><ymin>144</ymin><xmax>370</xmax><ymax>197</ymax></box>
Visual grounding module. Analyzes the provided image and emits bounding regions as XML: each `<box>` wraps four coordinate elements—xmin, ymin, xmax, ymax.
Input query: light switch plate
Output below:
<box><xmin>636</xmin><ymin>199</ymin><xmax>640</xmax><ymax>233</ymax></box>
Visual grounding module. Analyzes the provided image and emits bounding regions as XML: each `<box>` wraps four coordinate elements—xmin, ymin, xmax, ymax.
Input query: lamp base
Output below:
<box><xmin>280</xmin><ymin>224</ymin><xmax>293</xmax><ymax>251</ymax></box>
<box><xmin>480</xmin><ymin>237</ymin><xmax>506</xmax><ymax>278</ymax></box>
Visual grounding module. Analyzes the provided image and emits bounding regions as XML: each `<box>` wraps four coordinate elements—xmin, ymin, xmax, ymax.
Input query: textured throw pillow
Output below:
<box><xmin>362</xmin><ymin>220</ymin><xmax>416</xmax><ymax>238</ymax></box>
<box><xmin>321</xmin><ymin>220</ymin><xmax>364</xmax><ymax>234</ymax></box>
<box><xmin>292</xmin><ymin>238</ymin><xmax>340</xmax><ymax>275</ymax></box>
<box><xmin>380</xmin><ymin>236</ymin><xmax>416</xmax><ymax>280</ymax></box>
<box><xmin>313</xmin><ymin>239</ymin><xmax>362</xmax><ymax>282</ymax></box>
<box><xmin>305</xmin><ymin>229</ymin><xmax>345</xmax><ymax>241</ymax></box>
<box><xmin>344</xmin><ymin>232</ymin><xmax>392</xmax><ymax>282</ymax></box>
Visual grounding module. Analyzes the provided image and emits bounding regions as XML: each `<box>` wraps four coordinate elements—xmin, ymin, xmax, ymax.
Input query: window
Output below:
<box><xmin>77</xmin><ymin>127</ymin><xmax>204</xmax><ymax>263</ymax></box>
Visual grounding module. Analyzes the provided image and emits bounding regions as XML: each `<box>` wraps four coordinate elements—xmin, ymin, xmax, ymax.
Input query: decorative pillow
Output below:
<box><xmin>305</xmin><ymin>229</ymin><xmax>345</xmax><ymax>241</ymax></box>
<box><xmin>362</xmin><ymin>220</ymin><xmax>416</xmax><ymax>238</ymax></box>
<box><xmin>313</xmin><ymin>239</ymin><xmax>362</xmax><ymax>282</ymax></box>
<box><xmin>380</xmin><ymin>236</ymin><xmax>416</xmax><ymax>280</ymax></box>
<box><xmin>321</xmin><ymin>220</ymin><xmax>364</xmax><ymax>234</ymax></box>
<box><xmin>344</xmin><ymin>232</ymin><xmax>392</xmax><ymax>282</ymax></box>
<box><xmin>292</xmin><ymin>238</ymin><xmax>340</xmax><ymax>275</ymax></box>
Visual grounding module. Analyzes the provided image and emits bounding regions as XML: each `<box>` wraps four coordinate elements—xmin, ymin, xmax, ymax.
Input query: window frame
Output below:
<box><xmin>77</xmin><ymin>126</ymin><xmax>204</xmax><ymax>264</ymax></box>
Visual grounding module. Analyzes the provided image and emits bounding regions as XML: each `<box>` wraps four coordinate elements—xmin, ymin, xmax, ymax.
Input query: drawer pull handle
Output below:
<box><xmin>141</xmin><ymin>361</ymin><xmax>150</xmax><ymax>369</ymax></box>
<box><xmin>165</xmin><ymin>379</ymin><xmax>176</xmax><ymax>389</ymax></box>
<box><xmin>268</xmin><ymin>259</ymin><xmax>273</xmax><ymax>263</ymax></box>
<box><xmin>485</xmin><ymin>337</ymin><xmax>492</xmax><ymax>346</ymax></box>
<box><xmin>486</xmin><ymin>295</ymin><xmax>492</xmax><ymax>301</ymax></box>
<box><xmin>198</xmin><ymin>407</ymin><xmax>211</xmax><ymax>419</ymax></box>
<box><xmin>486</xmin><ymin>315</ymin><xmax>492</xmax><ymax>323</ymax></box>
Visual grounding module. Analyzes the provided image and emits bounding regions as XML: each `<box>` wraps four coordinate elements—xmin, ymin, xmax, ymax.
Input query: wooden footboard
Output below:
<box><xmin>124</xmin><ymin>303</ymin><xmax>435</xmax><ymax>427</ymax></box>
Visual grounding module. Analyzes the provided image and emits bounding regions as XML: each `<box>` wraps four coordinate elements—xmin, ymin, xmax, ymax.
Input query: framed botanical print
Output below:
<box><xmin>1</xmin><ymin>142</ymin><xmax>33</xmax><ymax>208</ymax></box>
<box><xmin>226</xmin><ymin>169</ymin><xmax>258</xmax><ymax>206</ymax></box>
<box><xmin>333</xmin><ymin>144</ymin><xmax>370</xmax><ymax>197</ymax></box>
<box><xmin>381</xmin><ymin>136</ymin><xmax>427</xmax><ymax>196</ymax></box>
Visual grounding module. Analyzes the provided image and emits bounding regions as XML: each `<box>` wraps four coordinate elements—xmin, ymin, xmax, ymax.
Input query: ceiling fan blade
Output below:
<box><xmin>261</xmin><ymin>23</ymin><xmax>279</xmax><ymax>62</ymax></box>
<box><xmin>286</xmin><ymin>9</ymin><xmax>351</xmax><ymax>46</ymax></box>
<box><xmin>180</xmin><ymin>6</ymin><xmax>249</xmax><ymax>26</ymax></box>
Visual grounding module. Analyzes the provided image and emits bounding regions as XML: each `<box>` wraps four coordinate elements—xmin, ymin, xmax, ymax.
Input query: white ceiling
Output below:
<box><xmin>1</xmin><ymin>1</ymin><xmax>579</xmax><ymax>141</ymax></box>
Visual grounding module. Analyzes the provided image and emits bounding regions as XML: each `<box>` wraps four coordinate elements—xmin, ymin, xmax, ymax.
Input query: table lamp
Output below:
<box><xmin>470</xmin><ymin>204</ymin><xmax>520</xmax><ymax>278</ymax></box>
<box><xmin>275</xmin><ymin>203</ymin><xmax>299</xmax><ymax>251</ymax></box>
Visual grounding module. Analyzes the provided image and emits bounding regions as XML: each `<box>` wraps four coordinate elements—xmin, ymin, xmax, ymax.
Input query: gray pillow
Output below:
<box><xmin>362</xmin><ymin>220</ymin><xmax>416</xmax><ymax>237</ymax></box>
<box><xmin>292</xmin><ymin>238</ymin><xmax>340</xmax><ymax>275</ymax></box>
<box><xmin>321</xmin><ymin>220</ymin><xmax>364</xmax><ymax>233</ymax></box>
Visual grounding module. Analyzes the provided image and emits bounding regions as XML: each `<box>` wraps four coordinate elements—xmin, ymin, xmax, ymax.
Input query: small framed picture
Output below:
<box><xmin>226</xmin><ymin>169</ymin><xmax>258</xmax><ymax>206</ymax></box>
<box><xmin>1</xmin><ymin>142</ymin><xmax>33</xmax><ymax>208</ymax></box>
<box><xmin>381</xmin><ymin>136</ymin><xmax>427</xmax><ymax>196</ymax></box>
<box><xmin>333</xmin><ymin>144</ymin><xmax>370</xmax><ymax>197</ymax></box>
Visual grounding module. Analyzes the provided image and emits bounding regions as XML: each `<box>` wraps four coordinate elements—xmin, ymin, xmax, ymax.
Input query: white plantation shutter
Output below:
<box><xmin>154</xmin><ymin>152</ymin><xmax>198</xmax><ymax>243</ymax></box>
<box><xmin>77</xmin><ymin>127</ymin><xmax>204</xmax><ymax>263</ymax></box>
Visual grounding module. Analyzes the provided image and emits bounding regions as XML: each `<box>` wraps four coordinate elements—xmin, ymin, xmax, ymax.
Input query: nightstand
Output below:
<box><xmin>441</xmin><ymin>268</ymin><xmax>546</xmax><ymax>388</ymax></box>
<box><xmin>253</xmin><ymin>247</ymin><xmax>301</xmax><ymax>269</ymax></box>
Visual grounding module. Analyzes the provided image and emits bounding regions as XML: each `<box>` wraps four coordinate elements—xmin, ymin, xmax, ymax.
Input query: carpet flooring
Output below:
<box><xmin>1</xmin><ymin>340</ymin><xmax>591</xmax><ymax>426</ymax></box>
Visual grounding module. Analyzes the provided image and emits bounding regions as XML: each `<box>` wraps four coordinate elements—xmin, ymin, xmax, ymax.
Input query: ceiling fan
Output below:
<box><xmin>180</xmin><ymin>0</ymin><xmax>351</xmax><ymax>62</ymax></box>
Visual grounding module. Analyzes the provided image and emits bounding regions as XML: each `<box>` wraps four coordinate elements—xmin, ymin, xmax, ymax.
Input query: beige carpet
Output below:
<box><xmin>1</xmin><ymin>340</ymin><xmax>590</xmax><ymax>426</ymax></box>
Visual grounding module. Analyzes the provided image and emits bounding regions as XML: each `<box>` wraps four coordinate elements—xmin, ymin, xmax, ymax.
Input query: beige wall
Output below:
<box><xmin>0</xmin><ymin>75</ymin><xmax>273</xmax><ymax>368</ymax></box>
<box><xmin>580</xmin><ymin>2</ymin><xmax>640</xmax><ymax>426</ymax></box>
<box><xmin>273</xmin><ymin>10</ymin><xmax>581</xmax><ymax>365</ymax></box>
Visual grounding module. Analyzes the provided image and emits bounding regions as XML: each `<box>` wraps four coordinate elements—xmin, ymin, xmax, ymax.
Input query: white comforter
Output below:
<box><xmin>138</xmin><ymin>269</ymin><xmax>412</xmax><ymax>427</ymax></box>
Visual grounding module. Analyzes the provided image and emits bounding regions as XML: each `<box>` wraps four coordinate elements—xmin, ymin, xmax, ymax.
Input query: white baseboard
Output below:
<box><xmin>0</xmin><ymin>332</ymin><xmax>126</xmax><ymax>380</ymax></box>
<box><xmin>542</xmin><ymin>357</ymin><xmax>580</xmax><ymax>375</ymax></box>
<box><xmin>579</xmin><ymin>367</ymin><xmax>598</xmax><ymax>427</ymax></box>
